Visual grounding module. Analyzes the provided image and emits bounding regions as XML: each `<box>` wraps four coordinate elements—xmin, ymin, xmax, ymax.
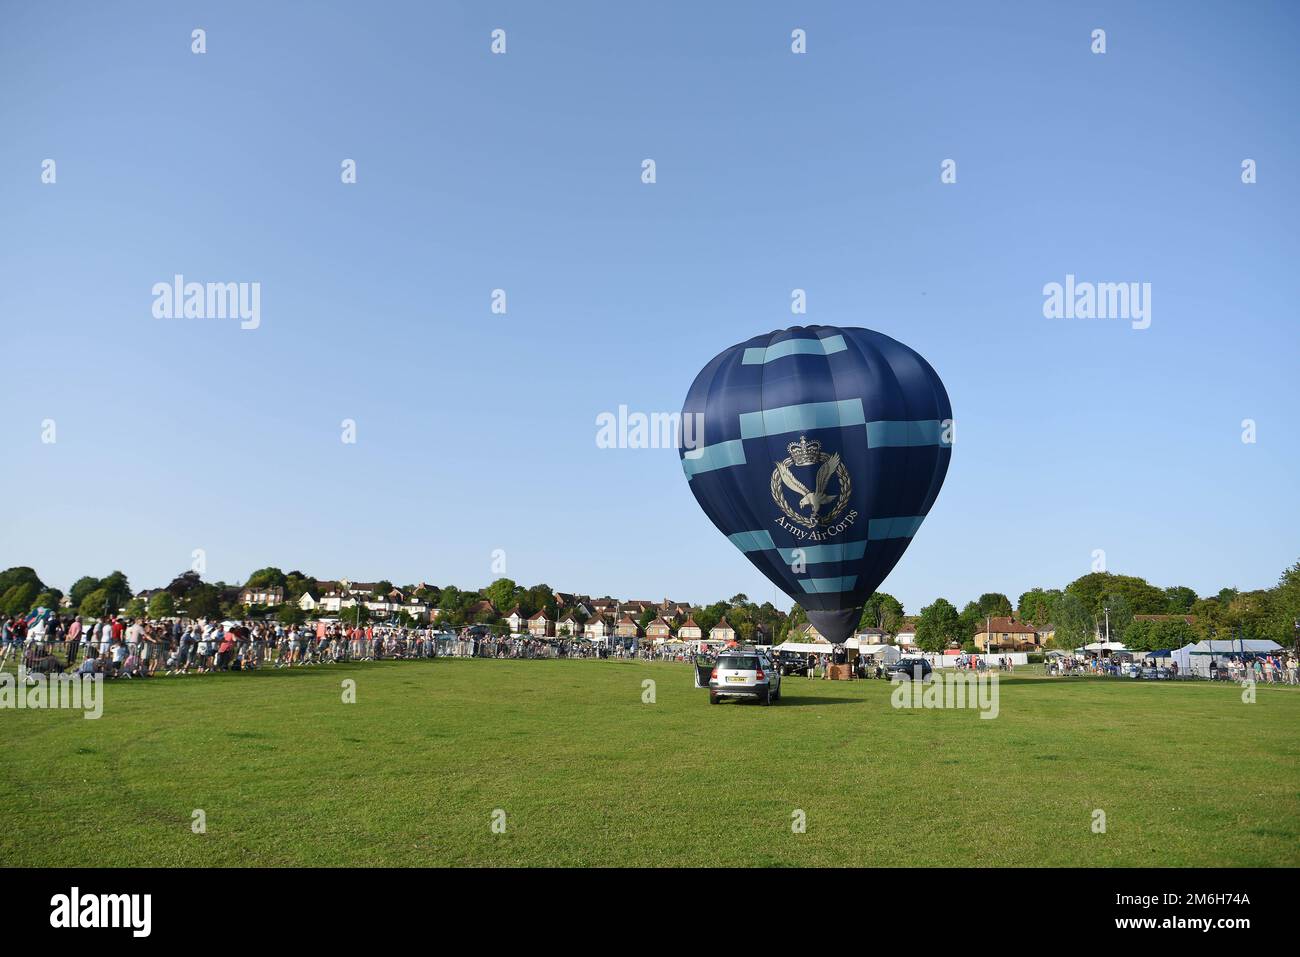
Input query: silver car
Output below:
<box><xmin>708</xmin><ymin>651</ymin><xmax>781</xmax><ymax>705</ymax></box>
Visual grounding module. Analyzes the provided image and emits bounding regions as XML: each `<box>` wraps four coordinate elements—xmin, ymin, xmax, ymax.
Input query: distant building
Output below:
<box><xmin>974</xmin><ymin>616</ymin><xmax>1040</xmax><ymax>652</ymax></box>
<box><xmin>583</xmin><ymin>616</ymin><xmax>612</xmax><ymax>640</ymax></box>
<box><xmin>240</xmin><ymin>585</ymin><xmax>284</xmax><ymax>607</ymax></box>
<box><xmin>677</xmin><ymin>616</ymin><xmax>703</xmax><ymax>641</ymax></box>
<box><xmin>528</xmin><ymin>610</ymin><xmax>554</xmax><ymax>637</ymax></box>
<box><xmin>710</xmin><ymin>616</ymin><xmax>736</xmax><ymax>643</ymax></box>
<box><xmin>791</xmin><ymin>622</ymin><xmax>825</xmax><ymax>642</ymax></box>
<box><xmin>615</xmin><ymin>615</ymin><xmax>642</xmax><ymax>639</ymax></box>
<box><xmin>645</xmin><ymin>617</ymin><xmax>673</xmax><ymax>642</ymax></box>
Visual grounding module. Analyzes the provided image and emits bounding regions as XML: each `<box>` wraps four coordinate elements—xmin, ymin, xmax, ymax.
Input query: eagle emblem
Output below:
<box><xmin>770</xmin><ymin>435</ymin><xmax>852</xmax><ymax>529</ymax></box>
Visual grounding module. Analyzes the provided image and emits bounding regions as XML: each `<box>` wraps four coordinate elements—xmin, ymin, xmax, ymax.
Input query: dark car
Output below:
<box><xmin>885</xmin><ymin>657</ymin><xmax>932</xmax><ymax>681</ymax></box>
<box><xmin>777</xmin><ymin>651</ymin><xmax>811</xmax><ymax>676</ymax></box>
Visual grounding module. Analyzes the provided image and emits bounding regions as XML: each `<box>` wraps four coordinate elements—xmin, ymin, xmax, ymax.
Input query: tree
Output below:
<box><xmin>186</xmin><ymin>583</ymin><xmax>223</xmax><ymax>620</ymax></box>
<box><xmin>69</xmin><ymin>576</ymin><xmax>101</xmax><ymax>608</ymax></box>
<box><xmin>975</xmin><ymin>592</ymin><xmax>1013</xmax><ymax>617</ymax></box>
<box><xmin>1265</xmin><ymin>559</ymin><xmax>1300</xmax><ymax>648</ymax></box>
<box><xmin>957</xmin><ymin>601</ymin><xmax>984</xmax><ymax>643</ymax></box>
<box><xmin>0</xmin><ymin>583</ymin><xmax>39</xmax><ymax>617</ymax></box>
<box><xmin>483</xmin><ymin>578</ymin><xmax>519</xmax><ymax>614</ymax></box>
<box><xmin>124</xmin><ymin>597</ymin><xmax>146</xmax><ymax>618</ymax></box>
<box><xmin>148</xmin><ymin>592</ymin><xmax>176</xmax><ymax>619</ymax></box>
<box><xmin>1163</xmin><ymin>585</ymin><xmax>1198</xmax><ymax>614</ymax></box>
<box><xmin>245</xmin><ymin>567</ymin><xmax>287</xmax><ymax>589</ymax></box>
<box><xmin>915</xmin><ymin>598</ymin><xmax>960</xmax><ymax>652</ymax></box>
<box><xmin>1066</xmin><ymin>572</ymin><xmax>1164</xmax><ymax>617</ymax></box>
<box><xmin>859</xmin><ymin>593</ymin><xmax>904</xmax><ymax>634</ymax></box>
<box><xmin>0</xmin><ymin>567</ymin><xmax>44</xmax><ymax>597</ymax></box>
<box><xmin>166</xmin><ymin>571</ymin><xmax>204</xmax><ymax>599</ymax></box>
<box><xmin>1052</xmin><ymin>592</ymin><xmax>1093</xmax><ymax>649</ymax></box>
<box><xmin>1098</xmin><ymin>592</ymin><xmax>1133</xmax><ymax>641</ymax></box>
<box><xmin>33</xmin><ymin>589</ymin><xmax>63</xmax><ymax>611</ymax></box>
<box><xmin>277</xmin><ymin>604</ymin><xmax>306</xmax><ymax>626</ymax></box>
<box><xmin>284</xmin><ymin>571</ymin><xmax>315</xmax><ymax>601</ymax></box>
<box><xmin>78</xmin><ymin>588</ymin><xmax>110</xmax><ymax>619</ymax></box>
<box><xmin>99</xmin><ymin>571</ymin><xmax>132</xmax><ymax>613</ymax></box>
<box><xmin>778</xmin><ymin>604</ymin><xmax>807</xmax><ymax>644</ymax></box>
<box><xmin>1017</xmin><ymin>588</ymin><xmax>1062</xmax><ymax>625</ymax></box>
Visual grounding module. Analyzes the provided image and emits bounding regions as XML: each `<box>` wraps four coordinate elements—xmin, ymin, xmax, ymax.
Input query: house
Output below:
<box><xmin>975</xmin><ymin>616</ymin><xmax>1040</xmax><ymax>652</ymax></box>
<box><xmin>240</xmin><ymin>585</ymin><xmax>285</xmax><ymax>607</ymax></box>
<box><xmin>467</xmin><ymin>599</ymin><xmax>498</xmax><ymax>622</ymax></box>
<box><xmin>298</xmin><ymin>591</ymin><xmax>319</xmax><ymax>612</ymax></box>
<box><xmin>855</xmin><ymin>626</ymin><xmax>887</xmax><ymax>643</ymax></box>
<box><xmin>677</xmin><ymin>615</ymin><xmax>703</xmax><ymax>641</ymax></box>
<box><xmin>615</xmin><ymin>615</ymin><xmax>642</xmax><ymax>639</ymax></box>
<box><xmin>894</xmin><ymin>629</ymin><xmax>917</xmax><ymax>650</ymax></box>
<box><xmin>504</xmin><ymin>606</ymin><xmax>526</xmax><ymax>634</ymax></box>
<box><xmin>583</xmin><ymin>616</ymin><xmax>612</xmax><ymax>640</ymax></box>
<box><xmin>657</xmin><ymin>598</ymin><xmax>690</xmax><ymax>617</ymax></box>
<box><xmin>402</xmin><ymin>599</ymin><xmax>431</xmax><ymax>621</ymax></box>
<box><xmin>527</xmin><ymin>610</ymin><xmax>555</xmax><ymax>637</ymax></box>
<box><xmin>710</xmin><ymin>616</ymin><xmax>736</xmax><ymax>643</ymax></box>
<box><xmin>558</xmin><ymin>614</ymin><xmax>583</xmax><ymax>637</ymax></box>
<box><xmin>792</xmin><ymin>622</ymin><xmax>825</xmax><ymax>642</ymax></box>
<box><xmin>645</xmin><ymin>617</ymin><xmax>673</xmax><ymax>642</ymax></box>
<box><xmin>1035</xmin><ymin>623</ymin><xmax>1056</xmax><ymax>646</ymax></box>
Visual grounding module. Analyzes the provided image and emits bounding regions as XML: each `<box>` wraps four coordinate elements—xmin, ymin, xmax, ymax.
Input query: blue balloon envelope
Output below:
<box><xmin>679</xmin><ymin>326</ymin><xmax>952</xmax><ymax>643</ymax></box>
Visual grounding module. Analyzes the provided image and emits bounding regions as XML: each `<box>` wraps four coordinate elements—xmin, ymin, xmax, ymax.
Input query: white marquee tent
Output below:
<box><xmin>1171</xmin><ymin>639</ymin><xmax>1282</xmax><ymax>677</ymax></box>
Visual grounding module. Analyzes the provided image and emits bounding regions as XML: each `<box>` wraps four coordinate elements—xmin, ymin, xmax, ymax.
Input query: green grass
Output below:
<box><xmin>2</xmin><ymin>659</ymin><xmax>1296</xmax><ymax>866</ymax></box>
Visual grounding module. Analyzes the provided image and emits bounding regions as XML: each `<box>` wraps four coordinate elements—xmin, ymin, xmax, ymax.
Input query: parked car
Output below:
<box><xmin>777</xmin><ymin>651</ymin><xmax>810</xmax><ymax>676</ymax></box>
<box><xmin>885</xmin><ymin>657</ymin><xmax>932</xmax><ymax>681</ymax></box>
<box><xmin>709</xmin><ymin>651</ymin><xmax>781</xmax><ymax>705</ymax></box>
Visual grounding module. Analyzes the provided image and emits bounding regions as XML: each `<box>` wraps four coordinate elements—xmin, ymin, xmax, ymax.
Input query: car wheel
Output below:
<box><xmin>759</xmin><ymin>690</ymin><xmax>770</xmax><ymax>706</ymax></box>
<box><xmin>709</xmin><ymin>693</ymin><xmax>719</xmax><ymax>705</ymax></box>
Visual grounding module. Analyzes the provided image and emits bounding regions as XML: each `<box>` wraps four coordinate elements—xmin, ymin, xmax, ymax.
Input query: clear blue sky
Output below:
<box><xmin>1</xmin><ymin>2</ymin><xmax>1296</xmax><ymax>614</ymax></box>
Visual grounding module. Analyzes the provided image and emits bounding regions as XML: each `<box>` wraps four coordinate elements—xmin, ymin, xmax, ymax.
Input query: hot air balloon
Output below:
<box><xmin>679</xmin><ymin>325</ymin><xmax>952</xmax><ymax>644</ymax></box>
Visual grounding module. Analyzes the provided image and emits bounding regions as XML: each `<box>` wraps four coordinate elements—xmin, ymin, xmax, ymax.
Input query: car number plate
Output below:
<box><xmin>726</xmin><ymin>675</ymin><xmax>746</xmax><ymax>682</ymax></box>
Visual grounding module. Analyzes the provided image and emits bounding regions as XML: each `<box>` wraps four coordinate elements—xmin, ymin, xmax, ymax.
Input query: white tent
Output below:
<box><xmin>856</xmin><ymin>644</ymin><xmax>902</xmax><ymax>666</ymax></box>
<box><xmin>776</xmin><ymin>637</ymin><xmax>867</xmax><ymax>653</ymax></box>
<box><xmin>1081</xmin><ymin>640</ymin><xmax>1128</xmax><ymax>653</ymax></box>
<box><xmin>774</xmin><ymin>642</ymin><xmax>836</xmax><ymax>655</ymax></box>
<box><xmin>1171</xmin><ymin>639</ymin><xmax>1282</xmax><ymax>677</ymax></box>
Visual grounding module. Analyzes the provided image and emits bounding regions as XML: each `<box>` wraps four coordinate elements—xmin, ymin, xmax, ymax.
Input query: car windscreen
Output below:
<box><xmin>718</xmin><ymin>657</ymin><xmax>758</xmax><ymax>670</ymax></box>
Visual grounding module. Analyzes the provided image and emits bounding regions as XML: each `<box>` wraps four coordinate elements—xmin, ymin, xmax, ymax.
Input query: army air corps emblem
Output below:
<box><xmin>770</xmin><ymin>435</ymin><xmax>853</xmax><ymax>530</ymax></box>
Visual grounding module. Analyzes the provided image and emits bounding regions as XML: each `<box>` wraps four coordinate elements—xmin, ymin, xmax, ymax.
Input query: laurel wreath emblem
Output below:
<box><xmin>770</xmin><ymin>452</ymin><xmax>852</xmax><ymax>529</ymax></box>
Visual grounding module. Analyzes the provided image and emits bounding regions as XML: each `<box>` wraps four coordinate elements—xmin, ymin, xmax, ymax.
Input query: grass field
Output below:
<box><xmin>2</xmin><ymin>658</ymin><xmax>1297</xmax><ymax>867</ymax></box>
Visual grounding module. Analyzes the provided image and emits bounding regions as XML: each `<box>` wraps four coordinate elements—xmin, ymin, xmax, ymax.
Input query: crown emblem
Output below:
<box><xmin>787</xmin><ymin>435</ymin><xmax>822</xmax><ymax>467</ymax></box>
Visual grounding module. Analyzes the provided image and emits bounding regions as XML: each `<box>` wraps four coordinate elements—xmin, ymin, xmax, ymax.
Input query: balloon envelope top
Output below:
<box><xmin>679</xmin><ymin>326</ymin><xmax>952</xmax><ymax>644</ymax></box>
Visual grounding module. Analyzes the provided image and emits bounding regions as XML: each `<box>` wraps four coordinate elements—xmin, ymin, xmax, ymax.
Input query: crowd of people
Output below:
<box><xmin>1208</xmin><ymin>653</ymin><xmax>1297</xmax><ymax>684</ymax></box>
<box><xmin>0</xmin><ymin>612</ymin><xmax>697</xmax><ymax>679</ymax></box>
<box><xmin>4</xmin><ymin>611</ymin><xmax>1298</xmax><ymax>686</ymax></box>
